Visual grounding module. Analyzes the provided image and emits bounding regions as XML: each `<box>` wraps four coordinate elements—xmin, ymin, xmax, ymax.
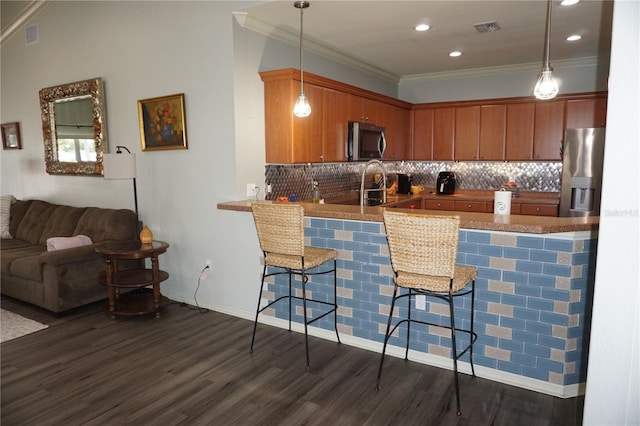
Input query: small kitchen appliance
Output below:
<box><xmin>397</xmin><ymin>173</ymin><xmax>412</xmax><ymax>194</ymax></box>
<box><xmin>436</xmin><ymin>171</ymin><xmax>456</xmax><ymax>194</ymax></box>
<box><xmin>347</xmin><ymin>121</ymin><xmax>386</xmax><ymax>161</ymax></box>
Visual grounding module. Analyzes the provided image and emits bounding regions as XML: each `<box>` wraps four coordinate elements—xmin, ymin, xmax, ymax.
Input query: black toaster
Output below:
<box><xmin>436</xmin><ymin>171</ymin><xmax>456</xmax><ymax>194</ymax></box>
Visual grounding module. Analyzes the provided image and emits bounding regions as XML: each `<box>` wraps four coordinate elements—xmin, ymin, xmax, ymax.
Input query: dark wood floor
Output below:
<box><xmin>1</xmin><ymin>296</ymin><xmax>584</xmax><ymax>426</ymax></box>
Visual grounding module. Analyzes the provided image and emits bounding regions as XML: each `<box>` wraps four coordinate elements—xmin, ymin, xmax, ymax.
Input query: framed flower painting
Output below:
<box><xmin>138</xmin><ymin>93</ymin><xmax>188</xmax><ymax>151</ymax></box>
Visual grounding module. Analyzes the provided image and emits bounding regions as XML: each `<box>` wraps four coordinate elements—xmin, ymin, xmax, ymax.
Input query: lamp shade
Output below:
<box><xmin>103</xmin><ymin>153</ymin><xmax>136</xmax><ymax>179</ymax></box>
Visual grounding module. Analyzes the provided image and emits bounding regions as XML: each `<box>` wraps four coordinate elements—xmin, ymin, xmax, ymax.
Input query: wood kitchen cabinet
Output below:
<box><xmin>323</xmin><ymin>88</ymin><xmax>349</xmax><ymax>162</ymax></box>
<box><xmin>383</xmin><ymin>104</ymin><xmax>410</xmax><ymax>161</ymax></box>
<box><xmin>505</xmin><ymin>103</ymin><xmax>535</xmax><ymax>160</ymax></box>
<box><xmin>412</xmin><ymin>108</ymin><xmax>434</xmax><ymax>160</ymax></box>
<box><xmin>347</xmin><ymin>94</ymin><xmax>384</xmax><ymax>125</ymax></box>
<box><xmin>519</xmin><ymin>203</ymin><xmax>558</xmax><ymax>217</ymax></box>
<box><xmin>433</xmin><ymin>108</ymin><xmax>455</xmax><ymax>160</ymax></box>
<box><xmin>424</xmin><ymin>199</ymin><xmax>455</xmax><ymax>211</ymax></box>
<box><xmin>261</xmin><ymin>70</ymin><xmax>607</xmax><ymax>164</ymax></box>
<box><xmin>565</xmin><ymin>97</ymin><xmax>607</xmax><ymax>128</ymax></box>
<box><xmin>262</xmin><ymin>78</ymin><xmax>324</xmax><ymax>163</ymax></box>
<box><xmin>454</xmin><ymin>200</ymin><xmax>488</xmax><ymax>212</ymax></box>
<box><xmin>479</xmin><ymin>105</ymin><xmax>506</xmax><ymax>160</ymax></box>
<box><xmin>533</xmin><ymin>100</ymin><xmax>565</xmax><ymax>160</ymax></box>
<box><xmin>454</xmin><ymin>106</ymin><xmax>480</xmax><ymax>160</ymax></box>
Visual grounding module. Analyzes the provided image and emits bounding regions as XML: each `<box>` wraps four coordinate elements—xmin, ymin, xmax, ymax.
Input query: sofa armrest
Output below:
<box><xmin>38</xmin><ymin>243</ymin><xmax>105</xmax><ymax>266</ymax></box>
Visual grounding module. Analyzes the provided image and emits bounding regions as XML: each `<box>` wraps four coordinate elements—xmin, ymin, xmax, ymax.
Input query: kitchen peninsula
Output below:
<box><xmin>218</xmin><ymin>200</ymin><xmax>598</xmax><ymax>398</ymax></box>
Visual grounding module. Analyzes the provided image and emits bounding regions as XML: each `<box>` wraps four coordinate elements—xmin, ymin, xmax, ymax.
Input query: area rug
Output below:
<box><xmin>1</xmin><ymin>308</ymin><xmax>49</xmax><ymax>343</ymax></box>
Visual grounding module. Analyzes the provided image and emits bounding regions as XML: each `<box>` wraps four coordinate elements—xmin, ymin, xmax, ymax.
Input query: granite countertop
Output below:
<box><xmin>217</xmin><ymin>193</ymin><xmax>598</xmax><ymax>235</ymax></box>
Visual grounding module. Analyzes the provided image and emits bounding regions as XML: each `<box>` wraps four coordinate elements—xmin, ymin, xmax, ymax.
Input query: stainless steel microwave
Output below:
<box><xmin>347</xmin><ymin>121</ymin><xmax>386</xmax><ymax>161</ymax></box>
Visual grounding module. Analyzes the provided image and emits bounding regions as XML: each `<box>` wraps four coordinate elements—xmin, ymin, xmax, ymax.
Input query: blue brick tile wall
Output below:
<box><xmin>264</xmin><ymin>218</ymin><xmax>596</xmax><ymax>388</ymax></box>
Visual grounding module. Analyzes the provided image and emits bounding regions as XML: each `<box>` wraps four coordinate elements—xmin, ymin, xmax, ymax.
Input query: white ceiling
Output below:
<box><xmin>238</xmin><ymin>0</ymin><xmax>614</xmax><ymax>81</ymax></box>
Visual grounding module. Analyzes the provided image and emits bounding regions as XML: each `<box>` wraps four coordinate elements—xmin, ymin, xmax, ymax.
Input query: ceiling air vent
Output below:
<box><xmin>474</xmin><ymin>21</ymin><xmax>501</xmax><ymax>33</ymax></box>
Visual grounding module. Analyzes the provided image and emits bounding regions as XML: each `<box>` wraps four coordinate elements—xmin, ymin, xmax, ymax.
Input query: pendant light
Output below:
<box><xmin>293</xmin><ymin>1</ymin><xmax>311</xmax><ymax>117</ymax></box>
<box><xmin>534</xmin><ymin>0</ymin><xmax>559</xmax><ymax>100</ymax></box>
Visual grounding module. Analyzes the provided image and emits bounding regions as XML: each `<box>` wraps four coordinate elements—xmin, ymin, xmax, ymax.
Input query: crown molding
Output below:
<box><xmin>400</xmin><ymin>56</ymin><xmax>610</xmax><ymax>83</ymax></box>
<box><xmin>233</xmin><ymin>11</ymin><xmax>400</xmax><ymax>84</ymax></box>
<box><xmin>1</xmin><ymin>0</ymin><xmax>50</xmax><ymax>45</ymax></box>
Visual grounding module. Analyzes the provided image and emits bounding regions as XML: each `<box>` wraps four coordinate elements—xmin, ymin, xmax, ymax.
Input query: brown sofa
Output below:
<box><xmin>1</xmin><ymin>199</ymin><xmax>137</xmax><ymax>313</ymax></box>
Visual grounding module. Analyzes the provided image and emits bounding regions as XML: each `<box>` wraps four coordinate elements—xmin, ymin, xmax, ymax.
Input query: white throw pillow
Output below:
<box><xmin>46</xmin><ymin>235</ymin><xmax>93</xmax><ymax>251</ymax></box>
<box><xmin>0</xmin><ymin>194</ymin><xmax>15</xmax><ymax>239</ymax></box>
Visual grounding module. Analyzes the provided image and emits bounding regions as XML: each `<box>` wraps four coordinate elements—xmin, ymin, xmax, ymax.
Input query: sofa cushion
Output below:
<box><xmin>10</xmin><ymin>253</ymin><xmax>46</xmax><ymax>282</ymax></box>
<box><xmin>1</xmin><ymin>245</ymin><xmax>46</xmax><ymax>277</ymax></box>
<box><xmin>38</xmin><ymin>205</ymin><xmax>87</xmax><ymax>245</ymax></box>
<box><xmin>73</xmin><ymin>207</ymin><xmax>136</xmax><ymax>243</ymax></box>
<box><xmin>9</xmin><ymin>200</ymin><xmax>32</xmax><ymax>238</ymax></box>
<box><xmin>1</xmin><ymin>195</ymin><xmax>15</xmax><ymax>239</ymax></box>
<box><xmin>15</xmin><ymin>200</ymin><xmax>57</xmax><ymax>245</ymax></box>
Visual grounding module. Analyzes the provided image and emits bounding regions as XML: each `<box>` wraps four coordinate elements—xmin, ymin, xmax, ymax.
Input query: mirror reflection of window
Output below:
<box><xmin>53</xmin><ymin>97</ymin><xmax>95</xmax><ymax>163</ymax></box>
<box><xmin>56</xmin><ymin>138</ymin><xmax>96</xmax><ymax>162</ymax></box>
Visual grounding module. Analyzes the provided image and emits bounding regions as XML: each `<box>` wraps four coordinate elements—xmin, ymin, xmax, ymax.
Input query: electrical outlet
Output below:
<box><xmin>206</xmin><ymin>259</ymin><xmax>212</xmax><ymax>267</ymax></box>
<box><xmin>246</xmin><ymin>183</ymin><xmax>257</xmax><ymax>197</ymax></box>
<box><xmin>266</xmin><ymin>184</ymin><xmax>272</xmax><ymax>194</ymax></box>
<box><xmin>416</xmin><ymin>295</ymin><xmax>426</xmax><ymax>310</ymax></box>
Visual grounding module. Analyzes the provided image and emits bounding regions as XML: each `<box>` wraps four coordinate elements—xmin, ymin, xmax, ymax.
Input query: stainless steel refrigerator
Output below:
<box><xmin>559</xmin><ymin>128</ymin><xmax>606</xmax><ymax>217</ymax></box>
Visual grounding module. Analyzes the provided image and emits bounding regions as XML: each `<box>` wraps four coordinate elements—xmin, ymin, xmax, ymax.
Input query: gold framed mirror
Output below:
<box><xmin>39</xmin><ymin>77</ymin><xmax>107</xmax><ymax>176</ymax></box>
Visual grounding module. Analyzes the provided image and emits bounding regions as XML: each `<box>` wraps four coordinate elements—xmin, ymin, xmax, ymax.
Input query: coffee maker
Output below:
<box><xmin>436</xmin><ymin>171</ymin><xmax>456</xmax><ymax>194</ymax></box>
<box><xmin>397</xmin><ymin>173</ymin><xmax>412</xmax><ymax>194</ymax></box>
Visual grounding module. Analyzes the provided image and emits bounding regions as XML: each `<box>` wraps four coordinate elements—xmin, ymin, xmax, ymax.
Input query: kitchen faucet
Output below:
<box><xmin>360</xmin><ymin>159</ymin><xmax>387</xmax><ymax>207</ymax></box>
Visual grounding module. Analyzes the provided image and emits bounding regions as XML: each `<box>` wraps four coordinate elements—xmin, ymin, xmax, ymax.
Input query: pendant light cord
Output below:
<box><xmin>542</xmin><ymin>0</ymin><xmax>552</xmax><ymax>71</ymax></box>
<box><xmin>298</xmin><ymin>1</ymin><xmax>306</xmax><ymax>94</ymax></box>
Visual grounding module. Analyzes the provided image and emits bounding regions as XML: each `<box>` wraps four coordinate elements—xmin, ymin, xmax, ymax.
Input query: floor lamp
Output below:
<box><xmin>103</xmin><ymin>145</ymin><xmax>140</xmax><ymax>236</ymax></box>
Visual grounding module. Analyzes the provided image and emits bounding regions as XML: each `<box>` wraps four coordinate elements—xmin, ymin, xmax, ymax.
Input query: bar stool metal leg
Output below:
<box><xmin>333</xmin><ymin>259</ymin><xmax>341</xmax><ymax>344</ymax></box>
<box><xmin>376</xmin><ymin>284</ymin><xmax>400</xmax><ymax>390</ymax></box>
<box><xmin>448</xmin><ymin>287</ymin><xmax>462</xmax><ymax>416</ymax></box>
<box><xmin>250</xmin><ymin>263</ymin><xmax>268</xmax><ymax>353</ymax></box>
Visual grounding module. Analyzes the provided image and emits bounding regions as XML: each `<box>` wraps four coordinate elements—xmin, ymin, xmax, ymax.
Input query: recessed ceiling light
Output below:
<box><xmin>414</xmin><ymin>23</ymin><xmax>431</xmax><ymax>32</ymax></box>
<box><xmin>561</xmin><ymin>0</ymin><xmax>579</xmax><ymax>5</ymax></box>
<box><xmin>449</xmin><ymin>51</ymin><xmax>462</xmax><ymax>57</ymax></box>
<box><xmin>567</xmin><ymin>35</ymin><xmax>582</xmax><ymax>41</ymax></box>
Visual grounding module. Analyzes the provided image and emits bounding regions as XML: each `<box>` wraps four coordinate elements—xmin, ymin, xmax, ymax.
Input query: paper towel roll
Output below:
<box><xmin>494</xmin><ymin>190</ymin><xmax>511</xmax><ymax>215</ymax></box>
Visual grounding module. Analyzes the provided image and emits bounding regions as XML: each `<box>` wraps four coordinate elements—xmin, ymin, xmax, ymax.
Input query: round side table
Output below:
<box><xmin>96</xmin><ymin>240</ymin><xmax>170</xmax><ymax>319</ymax></box>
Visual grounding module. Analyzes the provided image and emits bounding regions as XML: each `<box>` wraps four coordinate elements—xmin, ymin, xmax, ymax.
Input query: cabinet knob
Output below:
<box><xmin>437</xmin><ymin>203</ymin><xmax>441</xmax><ymax>207</ymax></box>
<box><xmin>467</xmin><ymin>204</ymin><xmax>472</xmax><ymax>209</ymax></box>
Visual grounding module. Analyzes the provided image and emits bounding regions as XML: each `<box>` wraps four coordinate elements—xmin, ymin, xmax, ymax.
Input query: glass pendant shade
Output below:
<box><xmin>293</xmin><ymin>1</ymin><xmax>311</xmax><ymax>117</ymax></box>
<box><xmin>294</xmin><ymin>92</ymin><xmax>311</xmax><ymax>117</ymax></box>
<box><xmin>534</xmin><ymin>68</ymin><xmax>559</xmax><ymax>100</ymax></box>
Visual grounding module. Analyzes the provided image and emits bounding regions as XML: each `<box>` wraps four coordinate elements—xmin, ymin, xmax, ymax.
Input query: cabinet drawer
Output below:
<box><xmin>519</xmin><ymin>204</ymin><xmax>558</xmax><ymax>217</ymax></box>
<box><xmin>454</xmin><ymin>201</ymin><xmax>487</xmax><ymax>212</ymax></box>
<box><xmin>424</xmin><ymin>199</ymin><xmax>454</xmax><ymax>210</ymax></box>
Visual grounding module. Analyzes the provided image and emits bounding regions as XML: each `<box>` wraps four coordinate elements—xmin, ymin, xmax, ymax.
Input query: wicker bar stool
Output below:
<box><xmin>377</xmin><ymin>210</ymin><xmax>478</xmax><ymax>416</ymax></box>
<box><xmin>250</xmin><ymin>202</ymin><xmax>341</xmax><ymax>370</ymax></box>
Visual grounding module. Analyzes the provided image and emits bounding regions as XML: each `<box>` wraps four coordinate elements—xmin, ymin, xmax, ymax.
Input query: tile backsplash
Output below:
<box><xmin>264</xmin><ymin>161</ymin><xmax>562</xmax><ymax>201</ymax></box>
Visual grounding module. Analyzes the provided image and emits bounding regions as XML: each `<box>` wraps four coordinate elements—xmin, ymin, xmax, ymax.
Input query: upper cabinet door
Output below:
<box><xmin>322</xmin><ymin>88</ymin><xmax>349</xmax><ymax>162</ymax></box>
<box><xmin>454</xmin><ymin>106</ymin><xmax>480</xmax><ymax>160</ymax></box>
<box><xmin>347</xmin><ymin>94</ymin><xmax>384</xmax><ymax>124</ymax></box>
<box><xmin>413</xmin><ymin>109</ymin><xmax>433</xmax><ymax>160</ymax></box>
<box><xmin>565</xmin><ymin>97</ymin><xmax>607</xmax><ymax>128</ymax></box>
<box><xmin>505</xmin><ymin>103</ymin><xmax>535</xmax><ymax>160</ymax></box>
<box><xmin>479</xmin><ymin>105</ymin><xmax>506</xmax><ymax>161</ymax></box>
<box><xmin>433</xmin><ymin>108</ymin><xmax>455</xmax><ymax>161</ymax></box>
<box><xmin>291</xmin><ymin>83</ymin><xmax>324</xmax><ymax>163</ymax></box>
<box><xmin>533</xmin><ymin>100</ymin><xmax>565</xmax><ymax>160</ymax></box>
<box><xmin>383</xmin><ymin>104</ymin><xmax>410</xmax><ymax>161</ymax></box>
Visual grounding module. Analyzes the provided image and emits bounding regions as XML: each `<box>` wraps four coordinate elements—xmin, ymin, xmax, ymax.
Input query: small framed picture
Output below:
<box><xmin>137</xmin><ymin>93</ymin><xmax>188</xmax><ymax>151</ymax></box>
<box><xmin>2</xmin><ymin>122</ymin><xmax>22</xmax><ymax>150</ymax></box>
